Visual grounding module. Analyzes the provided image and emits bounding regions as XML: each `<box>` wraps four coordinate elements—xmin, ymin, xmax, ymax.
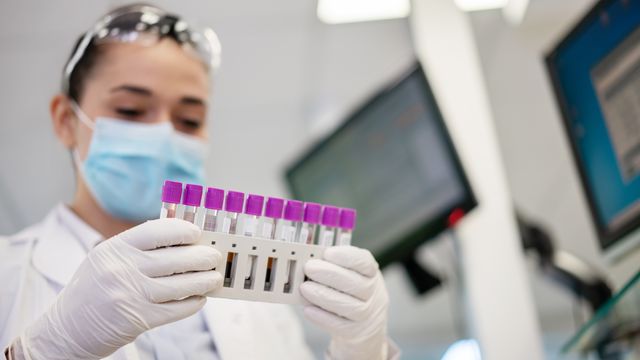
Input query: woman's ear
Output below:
<box><xmin>50</xmin><ymin>94</ymin><xmax>77</xmax><ymax>149</ymax></box>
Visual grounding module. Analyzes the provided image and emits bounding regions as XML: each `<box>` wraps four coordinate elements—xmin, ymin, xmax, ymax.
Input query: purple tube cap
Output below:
<box><xmin>182</xmin><ymin>184</ymin><xmax>203</xmax><ymax>206</ymax></box>
<box><xmin>245</xmin><ymin>194</ymin><xmax>265</xmax><ymax>216</ymax></box>
<box><xmin>303</xmin><ymin>202</ymin><xmax>322</xmax><ymax>224</ymax></box>
<box><xmin>339</xmin><ymin>208</ymin><xmax>357</xmax><ymax>230</ymax></box>
<box><xmin>162</xmin><ymin>180</ymin><xmax>182</xmax><ymax>204</ymax></box>
<box><xmin>225</xmin><ymin>191</ymin><xmax>245</xmax><ymax>213</ymax></box>
<box><xmin>264</xmin><ymin>197</ymin><xmax>284</xmax><ymax>219</ymax></box>
<box><xmin>321</xmin><ymin>206</ymin><xmax>340</xmax><ymax>227</ymax></box>
<box><xmin>205</xmin><ymin>187</ymin><xmax>224</xmax><ymax>210</ymax></box>
<box><xmin>284</xmin><ymin>200</ymin><xmax>304</xmax><ymax>222</ymax></box>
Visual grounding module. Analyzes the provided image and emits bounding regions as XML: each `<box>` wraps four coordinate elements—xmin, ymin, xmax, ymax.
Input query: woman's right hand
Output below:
<box><xmin>14</xmin><ymin>218</ymin><xmax>222</xmax><ymax>360</ymax></box>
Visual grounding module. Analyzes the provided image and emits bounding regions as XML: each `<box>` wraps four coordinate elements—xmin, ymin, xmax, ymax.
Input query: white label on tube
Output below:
<box><xmin>298</xmin><ymin>228</ymin><xmax>309</xmax><ymax>244</ymax></box>
<box><xmin>338</xmin><ymin>233</ymin><xmax>351</xmax><ymax>246</ymax></box>
<box><xmin>321</xmin><ymin>231</ymin><xmax>334</xmax><ymax>247</ymax></box>
<box><xmin>222</xmin><ymin>217</ymin><xmax>231</xmax><ymax>234</ymax></box>
<box><xmin>243</xmin><ymin>217</ymin><xmax>258</xmax><ymax>236</ymax></box>
<box><xmin>282</xmin><ymin>225</ymin><xmax>296</xmax><ymax>243</ymax></box>
<box><xmin>262</xmin><ymin>223</ymin><xmax>273</xmax><ymax>238</ymax></box>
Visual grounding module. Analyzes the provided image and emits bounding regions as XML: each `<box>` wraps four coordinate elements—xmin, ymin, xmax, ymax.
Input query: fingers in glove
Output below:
<box><xmin>150</xmin><ymin>295</ymin><xmax>207</xmax><ymax>328</ymax></box>
<box><xmin>119</xmin><ymin>218</ymin><xmax>201</xmax><ymax>250</ymax></box>
<box><xmin>323</xmin><ymin>246</ymin><xmax>378</xmax><ymax>278</ymax></box>
<box><xmin>303</xmin><ymin>305</ymin><xmax>355</xmax><ymax>338</ymax></box>
<box><xmin>146</xmin><ymin>270</ymin><xmax>222</xmax><ymax>303</ymax></box>
<box><xmin>304</xmin><ymin>259</ymin><xmax>376</xmax><ymax>301</ymax></box>
<box><xmin>299</xmin><ymin>281</ymin><xmax>371</xmax><ymax>322</ymax></box>
<box><xmin>138</xmin><ymin>245</ymin><xmax>222</xmax><ymax>278</ymax></box>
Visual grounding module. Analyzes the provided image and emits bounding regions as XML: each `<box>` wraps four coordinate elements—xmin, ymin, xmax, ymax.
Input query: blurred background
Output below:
<box><xmin>1</xmin><ymin>0</ymin><xmax>640</xmax><ymax>359</ymax></box>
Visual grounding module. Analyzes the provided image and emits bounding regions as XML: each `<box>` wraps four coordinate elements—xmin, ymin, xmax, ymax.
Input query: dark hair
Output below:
<box><xmin>63</xmin><ymin>3</ymin><xmax>172</xmax><ymax>103</ymax></box>
<box><xmin>64</xmin><ymin>36</ymin><xmax>104</xmax><ymax>103</ymax></box>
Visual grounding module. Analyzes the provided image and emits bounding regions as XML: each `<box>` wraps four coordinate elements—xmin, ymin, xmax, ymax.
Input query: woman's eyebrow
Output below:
<box><xmin>180</xmin><ymin>96</ymin><xmax>206</xmax><ymax>106</ymax></box>
<box><xmin>110</xmin><ymin>85</ymin><xmax>152</xmax><ymax>96</ymax></box>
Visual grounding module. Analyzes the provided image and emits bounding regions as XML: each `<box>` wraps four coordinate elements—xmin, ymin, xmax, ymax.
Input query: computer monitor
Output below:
<box><xmin>546</xmin><ymin>0</ymin><xmax>640</xmax><ymax>258</ymax></box>
<box><xmin>285</xmin><ymin>63</ymin><xmax>476</xmax><ymax>269</ymax></box>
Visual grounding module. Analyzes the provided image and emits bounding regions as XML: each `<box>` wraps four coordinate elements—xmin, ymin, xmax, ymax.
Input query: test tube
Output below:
<box><xmin>182</xmin><ymin>184</ymin><xmax>203</xmax><ymax>224</ymax></box>
<box><xmin>298</xmin><ymin>202</ymin><xmax>321</xmax><ymax>244</ymax></box>
<box><xmin>318</xmin><ymin>206</ymin><xmax>340</xmax><ymax>247</ymax></box>
<box><xmin>239</xmin><ymin>194</ymin><xmax>264</xmax><ymax>237</ymax></box>
<box><xmin>281</xmin><ymin>200</ymin><xmax>304</xmax><ymax>242</ymax></box>
<box><xmin>203</xmin><ymin>187</ymin><xmax>224</xmax><ymax>232</ymax></box>
<box><xmin>222</xmin><ymin>191</ymin><xmax>245</xmax><ymax>234</ymax></box>
<box><xmin>337</xmin><ymin>208</ymin><xmax>357</xmax><ymax>246</ymax></box>
<box><xmin>260</xmin><ymin>197</ymin><xmax>284</xmax><ymax>239</ymax></box>
<box><xmin>160</xmin><ymin>180</ymin><xmax>182</xmax><ymax>218</ymax></box>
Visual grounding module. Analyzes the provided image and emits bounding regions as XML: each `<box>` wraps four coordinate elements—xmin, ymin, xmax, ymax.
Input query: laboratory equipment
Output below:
<box><xmin>546</xmin><ymin>0</ymin><xmax>640</xmax><ymax>260</ymax></box>
<box><xmin>337</xmin><ymin>208</ymin><xmax>357</xmax><ymax>246</ymax></box>
<box><xmin>262</xmin><ymin>197</ymin><xmax>284</xmax><ymax>239</ymax></box>
<box><xmin>158</xmin><ymin>182</ymin><xmax>357</xmax><ymax>304</ymax></box>
<box><xmin>203</xmin><ymin>187</ymin><xmax>224</xmax><ymax>232</ymax></box>
<box><xmin>281</xmin><ymin>200</ymin><xmax>304</xmax><ymax>243</ymax></box>
<box><xmin>160</xmin><ymin>180</ymin><xmax>182</xmax><ymax>219</ymax></box>
<box><xmin>285</xmin><ymin>63</ymin><xmax>476</xmax><ymax>270</ymax></box>
<box><xmin>181</xmin><ymin>184</ymin><xmax>203</xmax><ymax>224</ymax></box>
<box><xmin>239</xmin><ymin>194</ymin><xmax>264</xmax><ymax>237</ymax></box>
<box><xmin>300</xmin><ymin>202</ymin><xmax>321</xmax><ymax>244</ymax></box>
<box><xmin>319</xmin><ymin>206</ymin><xmax>339</xmax><ymax>246</ymax></box>
<box><xmin>222</xmin><ymin>191</ymin><xmax>244</xmax><ymax>235</ymax></box>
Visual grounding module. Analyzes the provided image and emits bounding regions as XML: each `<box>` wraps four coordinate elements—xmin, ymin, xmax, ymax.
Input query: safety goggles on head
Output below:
<box><xmin>63</xmin><ymin>4</ymin><xmax>221</xmax><ymax>93</ymax></box>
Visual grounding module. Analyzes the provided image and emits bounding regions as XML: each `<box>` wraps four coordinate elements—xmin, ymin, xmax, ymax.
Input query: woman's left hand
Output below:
<box><xmin>300</xmin><ymin>246</ymin><xmax>390</xmax><ymax>360</ymax></box>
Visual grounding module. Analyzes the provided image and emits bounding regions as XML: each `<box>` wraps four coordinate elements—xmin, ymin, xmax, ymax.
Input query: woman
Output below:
<box><xmin>0</xmin><ymin>3</ymin><xmax>396</xmax><ymax>360</ymax></box>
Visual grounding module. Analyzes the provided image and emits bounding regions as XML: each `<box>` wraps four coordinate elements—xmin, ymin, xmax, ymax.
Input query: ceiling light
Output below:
<box><xmin>317</xmin><ymin>0</ymin><xmax>411</xmax><ymax>24</ymax></box>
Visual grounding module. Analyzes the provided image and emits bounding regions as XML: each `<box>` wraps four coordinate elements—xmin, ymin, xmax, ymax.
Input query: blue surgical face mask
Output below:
<box><xmin>72</xmin><ymin>102</ymin><xmax>207</xmax><ymax>222</ymax></box>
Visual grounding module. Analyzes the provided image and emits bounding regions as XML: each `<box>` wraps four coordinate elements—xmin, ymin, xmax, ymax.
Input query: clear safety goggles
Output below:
<box><xmin>63</xmin><ymin>4</ymin><xmax>221</xmax><ymax>93</ymax></box>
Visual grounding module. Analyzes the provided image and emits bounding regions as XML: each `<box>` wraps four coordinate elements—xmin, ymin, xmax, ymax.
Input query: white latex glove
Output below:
<box><xmin>300</xmin><ymin>246</ymin><xmax>389</xmax><ymax>360</ymax></box>
<box><xmin>16</xmin><ymin>218</ymin><xmax>222</xmax><ymax>360</ymax></box>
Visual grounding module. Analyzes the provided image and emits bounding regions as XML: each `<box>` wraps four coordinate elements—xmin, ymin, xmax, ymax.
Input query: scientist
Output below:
<box><xmin>0</xmin><ymin>4</ymin><xmax>397</xmax><ymax>360</ymax></box>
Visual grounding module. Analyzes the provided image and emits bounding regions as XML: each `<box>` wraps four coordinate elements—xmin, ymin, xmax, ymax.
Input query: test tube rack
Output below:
<box><xmin>199</xmin><ymin>231</ymin><xmax>326</xmax><ymax>304</ymax></box>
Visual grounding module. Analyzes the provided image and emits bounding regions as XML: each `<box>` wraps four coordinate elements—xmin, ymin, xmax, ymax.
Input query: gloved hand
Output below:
<box><xmin>16</xmin><ymin>218</ymin><xmax>222</xmax><ymax>360</ymax></box>
<box><xmin>300</xmin><ymin>246</ymin><xmax>389</xmax><ymax>360</ymax></box>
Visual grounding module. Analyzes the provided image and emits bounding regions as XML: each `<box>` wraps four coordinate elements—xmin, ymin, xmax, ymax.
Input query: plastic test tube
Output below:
<box><xmin>319</xmin><ymin>206</ymin><xmax>340</xmax><ymax>247</ymax></box>
<box><xmin>203</xmin><ymin>187</ymin><xmax>224</xmax><ymax>232</ymax></box>
<box><xmin>260</xmin><ymin>197</ymin><xmax>284</xmax><ymax>239</ymax></box>
<box><xmin>182</xmin><ymin>184</ymin><xmax>203</xmax><ymax>224</ymax></box>
<box><xmin>281</xmin><ymin>200</ymin><xmax>303</xmax><ymax>242</ymax></box>
<box><xmin>160</xmin><ymin>180</ymin><xmax>182</xmax><ymax>218</ymax></box>
<box><xmin>298</xmin><ymin>202</ymin><xmax>321</xmax><ymax>244</ymax></box>
<box><xmin>337</xmin><ymin>208</ymin><xmax>357</xmax><ymax>246</ymax></box>
<box><xmin>223</xmin><ymin>191</ymin><xmax>245</xmax><ymax>234</ymax></box>
<box><xmin>239</xmin><ymin>194</ymin><xmax>264</xmax><ymax>237</ymax></box>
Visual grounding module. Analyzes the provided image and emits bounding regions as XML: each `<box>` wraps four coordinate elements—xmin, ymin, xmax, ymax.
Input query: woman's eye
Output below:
<box><xmin>179</xmin><ymin>118</ymin><xmax>202</xmax><ymax>129</ymax></box>
<box><xmin>115</xmin><ymin>108</ymin><xmax>144</xmax><ymax>117</ymax></box>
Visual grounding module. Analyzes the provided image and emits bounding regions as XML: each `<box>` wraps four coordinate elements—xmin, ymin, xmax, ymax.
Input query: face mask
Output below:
<box><xmin>72</xmin><ymin>103</ymin><xmax>207</xmax><ymax>222</ymax></box>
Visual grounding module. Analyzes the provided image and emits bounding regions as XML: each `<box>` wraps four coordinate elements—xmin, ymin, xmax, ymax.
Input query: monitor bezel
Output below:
<box><xmin>285</xmin><ymin>62</ymin><xmax>477</xmax><ymax>268</ymax></box>
<box><xmin>545</xmin><ymin>0</ymin><xmax>640</xmax><ymax>252</ymax></box>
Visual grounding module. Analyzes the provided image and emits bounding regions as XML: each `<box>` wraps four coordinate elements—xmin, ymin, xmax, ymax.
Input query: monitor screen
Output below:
<box><xmin>546</xmin><ymin>0</ymin><xmax>640</xmax><ymax>251</ymax></box>
<box><xmin>285</xmin><ymin>64</ymin><xmax>476</xmax><ymax>267</ymax></box>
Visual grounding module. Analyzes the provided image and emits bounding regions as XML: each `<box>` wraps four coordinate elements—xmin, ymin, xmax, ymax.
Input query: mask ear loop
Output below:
<box><xmin>69</xmin><ymin>99</ymin><xmax>95</xmax><ymax>131</ymax></box>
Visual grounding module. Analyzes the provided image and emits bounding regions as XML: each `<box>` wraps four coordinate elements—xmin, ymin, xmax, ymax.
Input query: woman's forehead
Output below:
<box><xmin>88</xmin><ymin>40</ymin><xmax>210</xmax><ymax>100</ymax></box>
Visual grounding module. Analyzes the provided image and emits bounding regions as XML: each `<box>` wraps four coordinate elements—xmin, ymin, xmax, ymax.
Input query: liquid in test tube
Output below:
<box><xmin>298</xmin><ymin>202</ymin><xmax>321</xmax><ymax>244</ymax></box>
<box><xmin>160</xmin><ymin>180</ymin><xmax>182</xmax><ymax>218</ymax></box>
<box><xmin>239</xmin><ymin>194</ymin><xmax>264</xmax><ymax>237</ymax></box>
<box><xmin>319</xmin><ymin>206</ymin><xmax>340</xmax><ymax>247</ymax></box>
<box><xmin>203</xmin><ymin>187</ymin><xmax>224</xmax><ymax>232</ymax></box>
<box><xmin>337</xmin><ymin>208</ymin><xmax>357</xmax><ymax>246</ymax></box>
<box><xmin>182</xmin><ymin>184</ymin><xmax>203</xmax><ymax>224</ymax></box>
<box><xmin>222</xmin><ymin>191</ymin><xmax>244</xmax><ymax>234</ymax></box>
<box><xmin>281</xmin><ymin>200</ymin><xmax>303</xmax><ymax>242</ymax></box>
<box><xmin>260</xmin><ymin>197</ymin><xmax>284</xmax><ymax>239</ymax></box>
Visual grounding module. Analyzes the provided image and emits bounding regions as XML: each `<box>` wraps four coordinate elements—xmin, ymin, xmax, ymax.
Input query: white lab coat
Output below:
<box><xmin>0</xmin><ymin>204</ymin><xmax>315</xmax><ymax>359</ymax></box>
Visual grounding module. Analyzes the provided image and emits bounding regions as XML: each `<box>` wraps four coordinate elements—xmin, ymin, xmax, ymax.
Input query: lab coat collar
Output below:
<box><xmin>31</xmin><ymin>203</ymin><xmax>103</xmax><ymax>287</ymax></box>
